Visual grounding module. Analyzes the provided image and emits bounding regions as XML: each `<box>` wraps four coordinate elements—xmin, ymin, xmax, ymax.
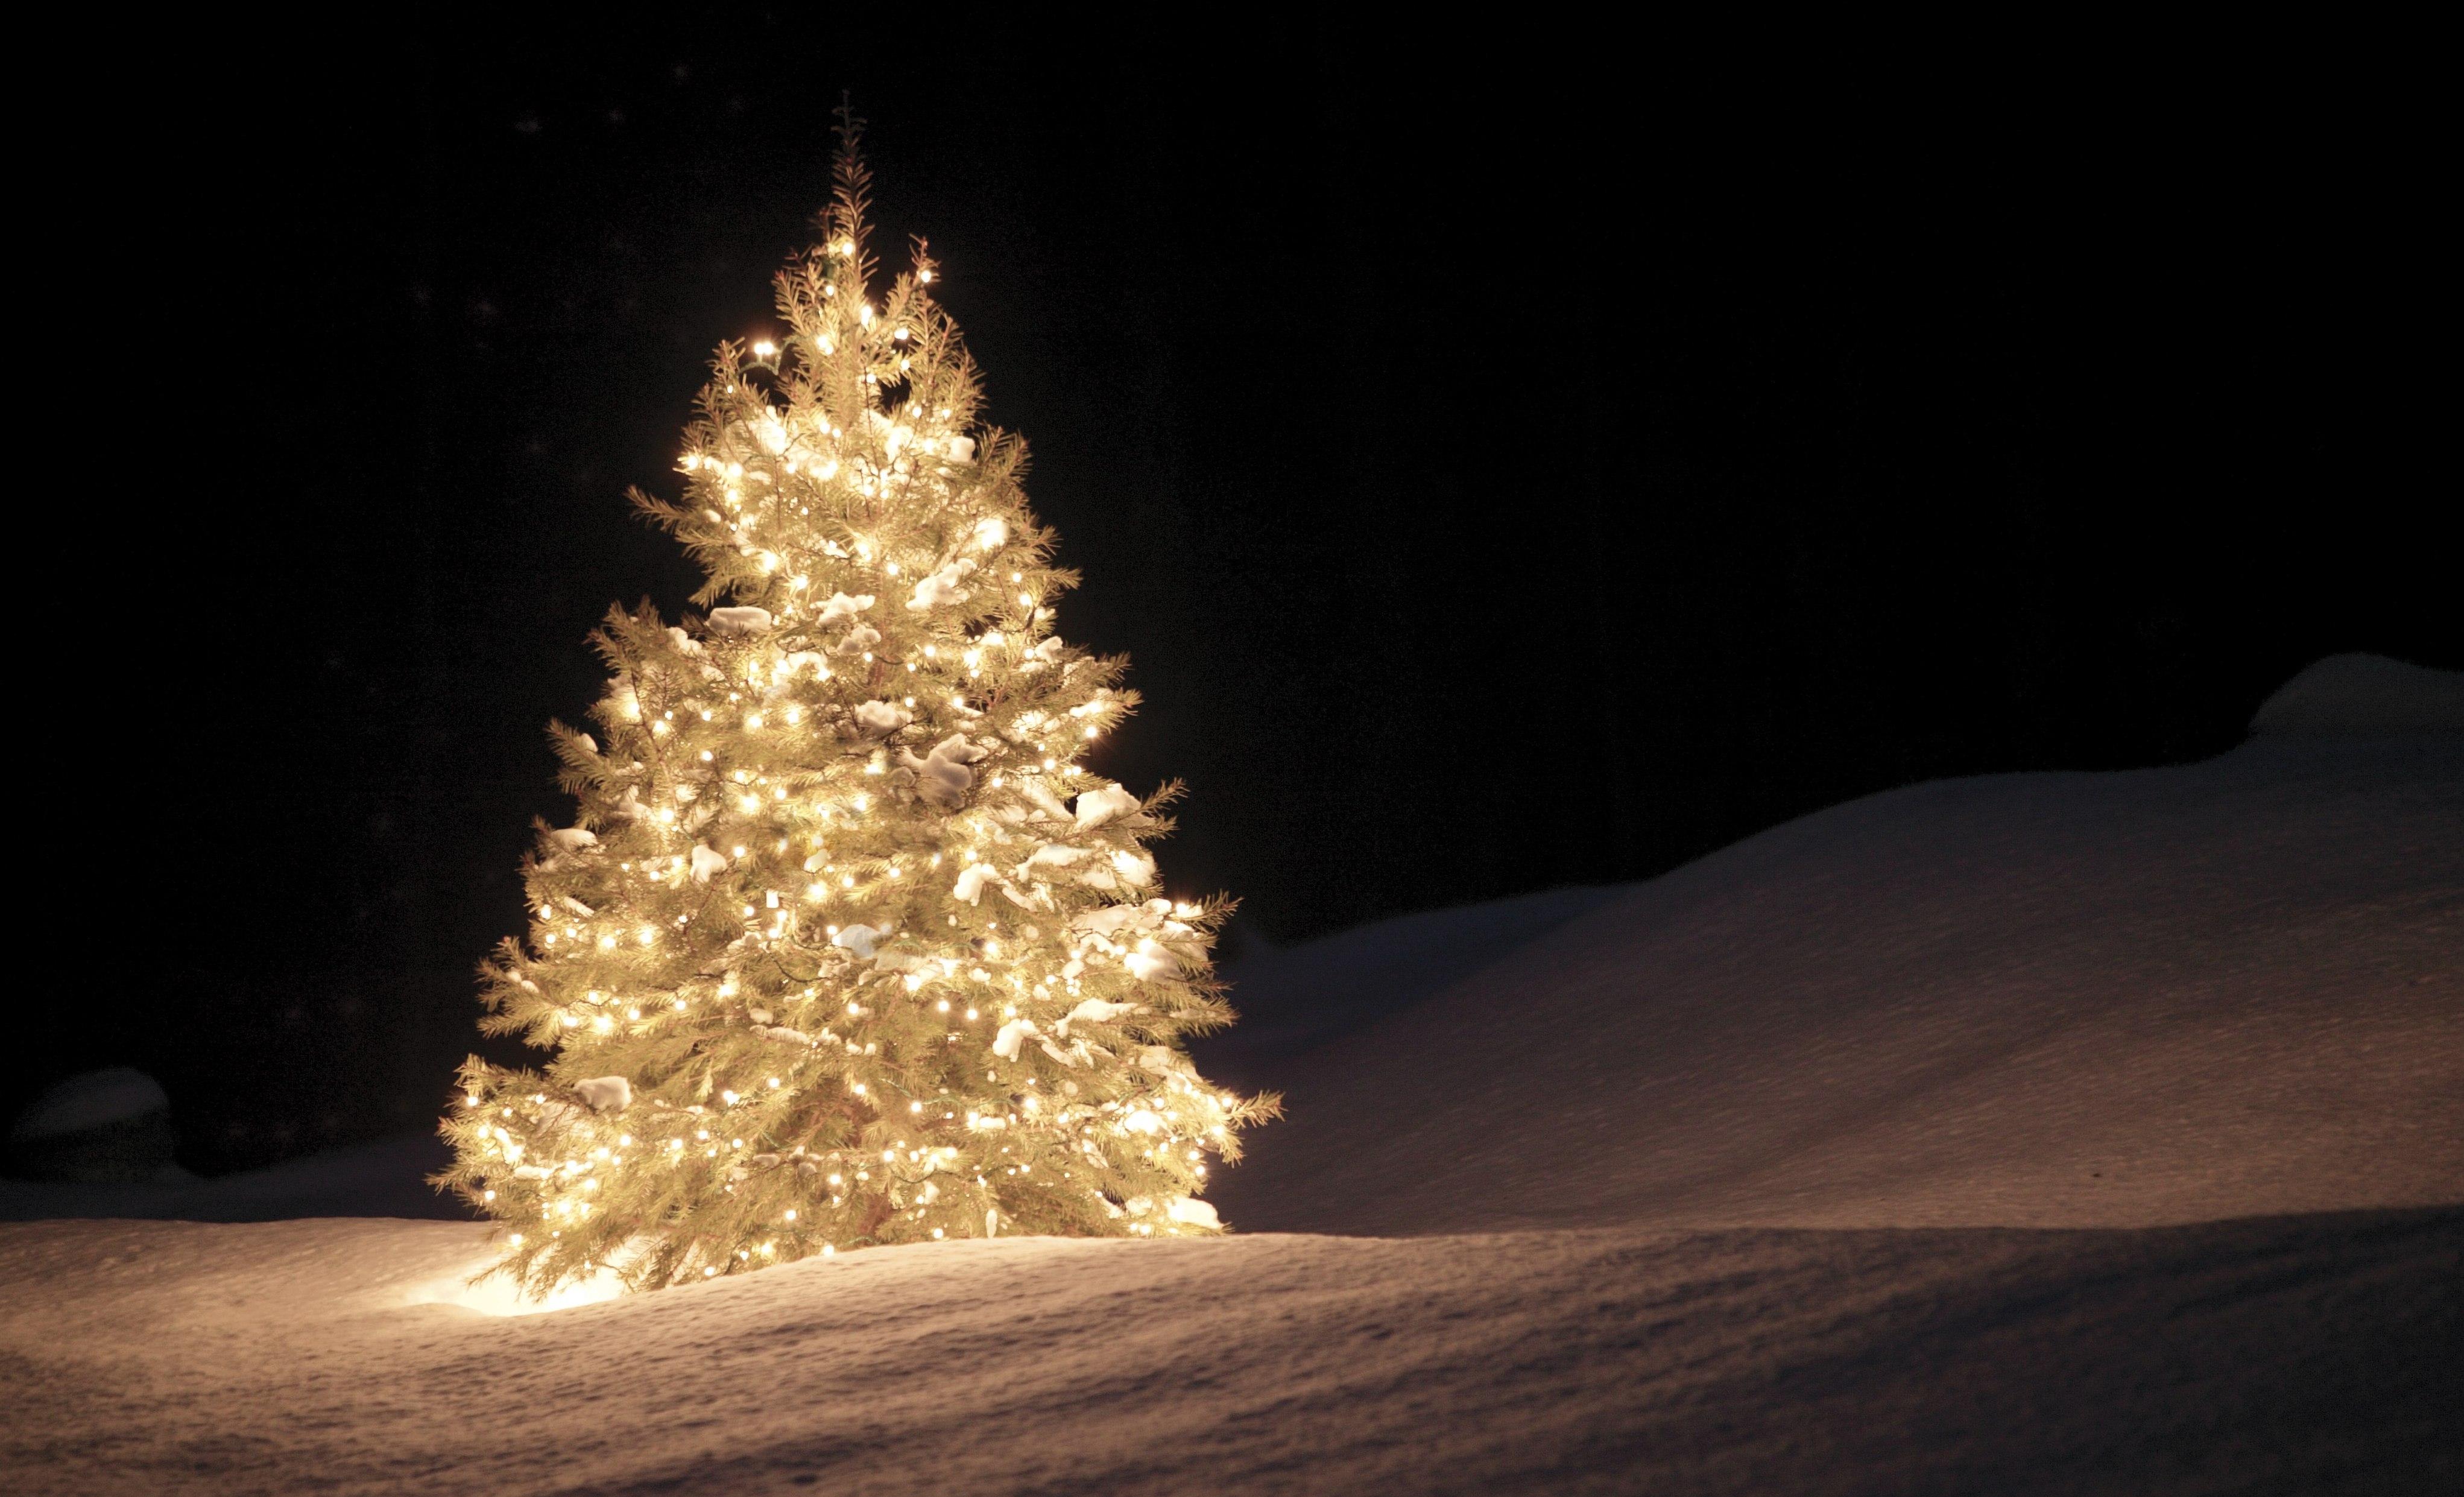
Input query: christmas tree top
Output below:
<box><xmin>436</xmin><ymin>114</ymin><xmax>1275</xmax><ymax>1294</ymax></box>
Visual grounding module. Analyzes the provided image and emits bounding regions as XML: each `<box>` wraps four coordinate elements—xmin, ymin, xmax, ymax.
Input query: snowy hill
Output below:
<box><xmin>4</xmin><ymin>660</ymin><xmax>2459</xmax><ymax>1494</ymax></box>
<box><xmin>1208</xmin><ymin>733</ymin><xmax>2464</xmax><ymax>1238</ymax></box>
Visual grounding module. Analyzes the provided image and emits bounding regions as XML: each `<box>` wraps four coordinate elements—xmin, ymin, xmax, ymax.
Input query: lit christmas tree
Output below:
<box><xmin>436</xmin><ymin>118</ymin><xmax>1275</xmax><ymax>1294</ymax></box>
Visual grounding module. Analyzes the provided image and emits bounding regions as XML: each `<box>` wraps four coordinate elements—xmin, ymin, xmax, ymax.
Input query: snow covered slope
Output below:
<box><xmin>4</xmin><ymin>671</ymin><xmax>2457</xmax><ymax>1494</ymax></box>
<box><xmin>1196</xmin><ymin>883</ymin><xmax>1625</xmax><ymax>1087</ymax></box>
<box><xmin>1210</xmin><ymin>735</ymin><xmax>2464</xmax><ymax>1237</ymax></box>
<box><xmin>2251</xmin><ymin>651</ymin><xmax>2464</xmax><ymax>737</ymax></box>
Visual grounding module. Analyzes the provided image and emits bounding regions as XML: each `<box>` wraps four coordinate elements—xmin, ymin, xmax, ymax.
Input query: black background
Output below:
<box><xmin>33</xmin><ymin>18</ymin><xmax>2450</xmax><ymax>1174</ymax></box>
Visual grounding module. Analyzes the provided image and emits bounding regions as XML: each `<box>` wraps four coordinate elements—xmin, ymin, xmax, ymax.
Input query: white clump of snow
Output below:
<box><xmin>1070</xmin><ymin>904</ymin><xmax>1148</xmax><ymax>937</ymax></box>
<box><xmin>689</xmin><ymin>844</ymin><xmax>728</xmax><ymax>883</ymax></box>
<box><xmin>952</xmin><ymin>862</ymin><xmax>1001</xmax><ymax>905</ymax></box>
<box><xmin>705</xmin><ymin>606</ymin><xmax>774</xmax><ymax>638</ymax></box>
<box><xmin>832</xmin><ymin>924</ymin><xmax>882</xmax><ymax>960</ymax></box>
<box><xmin>1072</xmin><ymin>782</ymin><xmax>1141</xmax><ymax>830</ymax></box>
<box><xmin>8</xmin><ymin>1069</ymin><xmax>169</xmax><ymax>1142</ymax></box>
<box><xmin>548</xmin><ymin>827</ymin><xmax>596</xmax><ymax>850</ymax></box>
<box><xmin>814</xmin><ymin>591</ymin><xmax>874</xmax><ymax>626</ymax></box>
<box><xmin>1062</xmin><ymin>998</ymin><xmax>1132</xmax><ymax>1029</ymax></box>
<box><xmin>853</xmin><ymin>699</ymin><xmax>911</xmax><ymax>735</ymax></box>
<box><xmin>1123</xmin><ymin>949</ymin><xmax>1174</xmax><ymax>981</ymax></box>
<box><xmin>571</xmin><ymin>1077</ymin><xmax>631</xmax><ymax>1113</ymax></box>
<box><xmin>1166</xmin><ymin>1196</ymin><xmax>1219</xmax><ymax>1229</ymax></box>
<box><xmin>2248</xmin><ymin>651</ymin><xmax>2463</xmax><ymax>738</ymax></box>
<box><xmin>899</xmin><ymin>733</ymin><xmax>988</xmax><ymax>809</ymax></box>
<box><xmin>947</xmin><ymin>434</ymin><xmax>977</xmax><ymax>464</ymax></box>
<box><xmin>906</xmin><ymin>558</ymin><xmax>977</xmax><ymax>610</ymax></box>
<box><xmin>1016</xmin><ymin>778</ymin><xmax>1069</xmax><ymax>820</ymax></box>
<box><xmin>991</xmin><ymin>1018</ymin><xmax>1038</xmax><ymax>1060</ymax></box>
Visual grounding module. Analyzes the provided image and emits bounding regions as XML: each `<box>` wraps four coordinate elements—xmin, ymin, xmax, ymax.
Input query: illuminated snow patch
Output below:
<box><xmin>403</xmin><ymin>1256</ymin><xmax>624</xmax><ymax>1317</ymax></box>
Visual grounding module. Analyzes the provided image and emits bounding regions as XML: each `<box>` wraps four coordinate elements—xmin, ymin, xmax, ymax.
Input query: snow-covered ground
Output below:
<box><xmin>1209</xmin><ymin>733</ymin><xmax>2463</xmax><ymax>1238</ymax></box>
<box><xmin>5</xmin><ymin>660</ymin><xmax>2459</xmax><ymax>1493</ymax></box>
<box><xmin>5</xmin><ymin>1207</ymin><xmax>2453</xmax><ymax>1493</ymax></box>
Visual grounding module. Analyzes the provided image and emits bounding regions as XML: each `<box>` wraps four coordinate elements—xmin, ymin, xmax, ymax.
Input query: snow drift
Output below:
<box><xmin>1208</xmin><ymin>732</ymin><xmax>2464</xmax><ymax>1238</ymax></box>
<box><xmin>5</xmin><ymin>659</ymin><xmax>2459</xmax><ymax>1494</ymax></box>
<box><xmin>2250</xmin><ymin>650</ymin><xmax>2464</xmax><ymax>738</ymax></box>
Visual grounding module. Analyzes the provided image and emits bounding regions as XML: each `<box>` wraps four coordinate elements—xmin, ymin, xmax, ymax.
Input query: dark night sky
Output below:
<box><xmin>37</xmin><ymin>19</ymin><xmax>2451</xmax><ymax>1173</ymax></box>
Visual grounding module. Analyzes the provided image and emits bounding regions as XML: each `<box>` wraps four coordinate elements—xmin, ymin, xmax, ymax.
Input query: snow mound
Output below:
<box><xmin>2249</xmin><ymin>651</ymin><xmax>2464</xmax><ymax>737</ymax></box>
<box><xmin>1210</xmin><ymin>735</ymin><xmax>2464</xmax><ymax>1237</ymax></box>
<box><xmin>5</xmin><ymin>1069</ymin><xmax>188</xmax><ymax>1188</ymax></box>
<box><xmin>0</xmin><ymin>1132</ymin><xmax>464</xmax><ymax>1224</ymax></box>
<box><xmin>8</xmin><ymin>1068</ymin><xmax>169</xmax><ymax>1142</ymax></box>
